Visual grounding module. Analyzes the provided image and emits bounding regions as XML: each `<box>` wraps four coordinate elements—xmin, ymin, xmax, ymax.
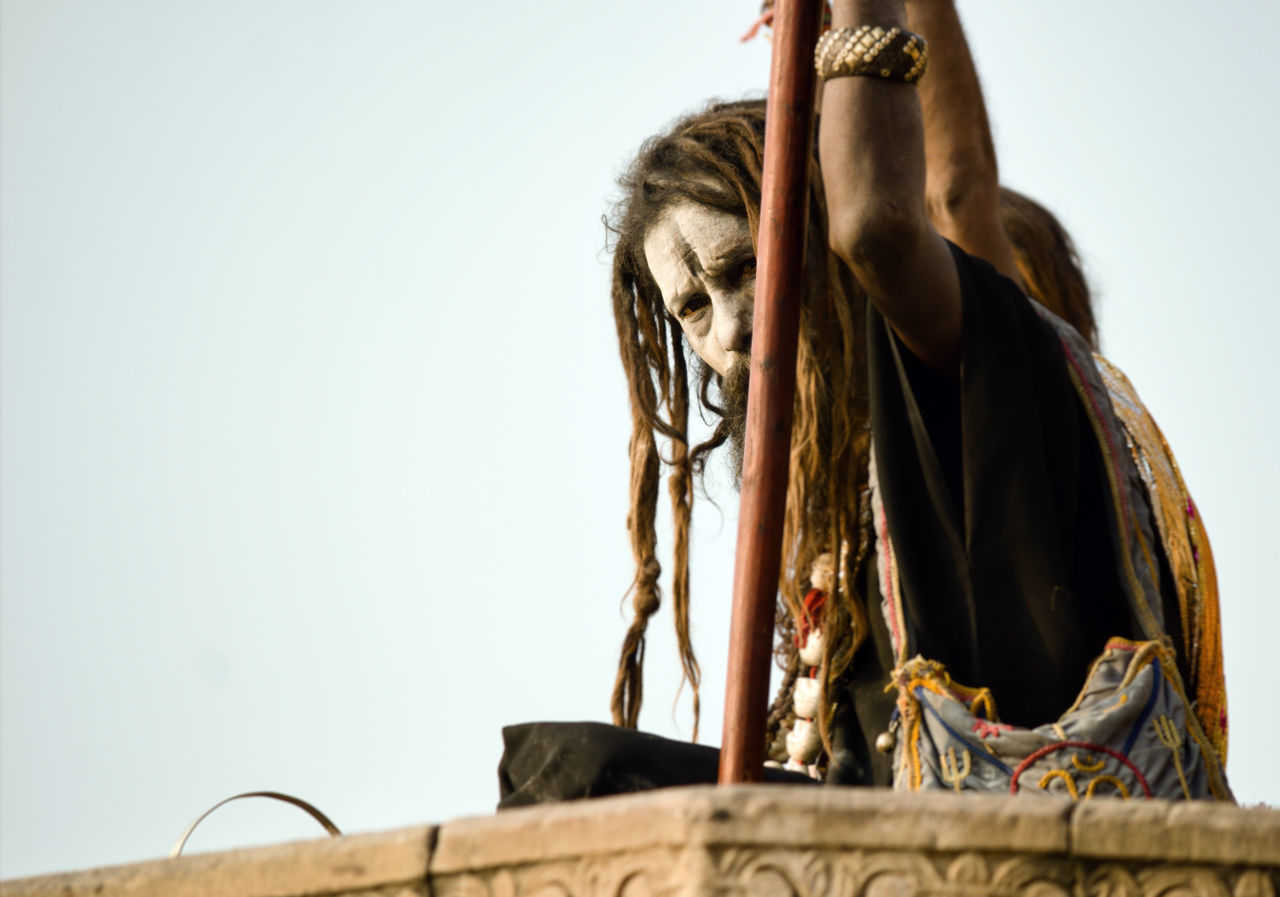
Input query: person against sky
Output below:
<box><xmin>498</xmin><ymin>0</ymin><xmax>1229</xmax><ymax>803</ymax></box>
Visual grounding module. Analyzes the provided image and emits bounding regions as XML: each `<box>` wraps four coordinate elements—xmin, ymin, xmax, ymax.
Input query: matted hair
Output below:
<box><xmin>999</xmin><ymin>186</ymin><xmax>1098</xmax><ymax>349</ymax></box>
<box><xmin>607</xmin><ymin>99</ymin><xmax>873</xmax><ymax>748</ymax></box>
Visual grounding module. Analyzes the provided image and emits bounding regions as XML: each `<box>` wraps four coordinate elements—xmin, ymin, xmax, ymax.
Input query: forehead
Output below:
<box><xmin>642</xmin><ymin>202</ymin><xmax>752</xmax><ymax>303</ymax></box>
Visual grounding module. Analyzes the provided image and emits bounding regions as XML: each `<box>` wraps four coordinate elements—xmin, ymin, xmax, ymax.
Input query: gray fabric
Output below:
<box><xmin>893</xmin><ymin>641</ymin><xmax>1217</xmax><ymax>799</ymax></box>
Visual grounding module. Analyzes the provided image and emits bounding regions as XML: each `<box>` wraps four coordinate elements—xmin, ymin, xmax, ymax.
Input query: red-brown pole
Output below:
<box><xmin>718</xmin><ymin>0</ymin><xmax>823</xmax><ymax>784</ymax></box>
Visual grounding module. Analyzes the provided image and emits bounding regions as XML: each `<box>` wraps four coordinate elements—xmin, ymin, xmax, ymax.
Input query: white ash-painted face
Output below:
<box><xmin>643</xmin><ymin>201</ymin><xmax>756</xmax><ymax>377</ymax></box>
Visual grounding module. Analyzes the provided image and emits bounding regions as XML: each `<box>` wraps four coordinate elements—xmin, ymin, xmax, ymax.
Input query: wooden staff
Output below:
<box><xmin>718</xmin><ymin>0</ymin><xmax>823</xmax><ymax>784</ymax></box>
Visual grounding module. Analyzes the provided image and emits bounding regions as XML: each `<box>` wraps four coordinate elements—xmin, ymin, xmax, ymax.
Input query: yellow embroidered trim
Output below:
<box><xmin>1039</xmin><ymin>769</ymin><xmax>1080</xmax><ymax>799</ymax></box>
<box><xmin>1094</xmin><ymin>354</ymin><xmax>1227</xmax><ymax>768</ymax></box>
<box><xmin>1071</xmin><ymin>753</ymin><xmax>1106</xmax><ymax>773</ymax></box>
<box><xmin>1097</xmin><ymin>693</ymin><xmax>1129</xmax><ymax>714</ymax></box>
<box><xmin>1085</xmin><ymin>775</ymin><xmax>1131</xmax><ymax>799</ymax></box>
<box><xmin>904</xmin><ymin>703</ymin><xmax>922</xmax><ymax>790</ymax></box>
<box><xmin>1039</xmin><ymin>765</ymin><xmax>1133</xmax><ymax>801</ymax></box>
<box><xmin>941</xmin><ymin>747</ymin><xmax>972</xmax><ymax>793</ymax></box>
<box><xmin>1060</xmin><ymin>637</ymin><xmax>1150</xmax><ymax>716</ymax></box>
<box><xmin>1117</xmin><ymin>641</ymin><xmax>1164</xmax><ymax>691</ymax></box>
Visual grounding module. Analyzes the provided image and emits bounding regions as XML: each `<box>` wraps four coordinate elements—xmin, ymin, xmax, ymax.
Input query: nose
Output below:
<box><xmin>716</xmin><ymin>299</ymin><xmax>753</xmax><ymax>355</ymax></box>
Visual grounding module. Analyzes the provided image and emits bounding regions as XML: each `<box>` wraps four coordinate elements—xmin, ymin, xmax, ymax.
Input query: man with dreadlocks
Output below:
<box><xmin>499</xmin><ymin>0</ymin><xmax>1230</xmax><ymax>803</ymax></box>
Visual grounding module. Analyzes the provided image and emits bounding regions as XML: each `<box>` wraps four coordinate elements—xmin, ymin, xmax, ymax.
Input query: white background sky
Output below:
<box><xmin>2</xmin><ymin>0</ymin><xmax>1278</xmax><ymax>880</ymax></box>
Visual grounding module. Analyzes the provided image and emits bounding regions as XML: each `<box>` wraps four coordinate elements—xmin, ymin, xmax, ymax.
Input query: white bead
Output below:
<box><xmin>786</xmin><ymin>718</ymin><xmax>822</xmax><ymax>762</ymax></box>
<box><xmin>793</xmin><ymin>676</ymin><xmax>821</xmax><ymax>719</ymax></box>
<box><xmin>798</xmin><ymin>627</ymin><xmax>825</xmax><ymax>666</ymax></box>
<box><xmin>809</xmin><ymin>552</ymin><xmax>834</xmax><ymax>593</ymax></box>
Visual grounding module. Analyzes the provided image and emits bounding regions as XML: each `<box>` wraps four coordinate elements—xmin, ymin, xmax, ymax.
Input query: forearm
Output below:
<box><xmin>905</xmin><ymin>0</ymin><xmax>1020</xmax><ymax>280</ymax></box>
<box><xmin>820</xmin><ymin>0</ymin><xmax>961</xmax><ymax>371</ymax></box>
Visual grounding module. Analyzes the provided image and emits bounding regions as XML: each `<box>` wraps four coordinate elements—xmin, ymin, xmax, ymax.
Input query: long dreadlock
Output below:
<box><xmin>999</xmin><ymin>186</ymin><xmax>1098</xmax><ymax>350</ymax></box>
<box><xmin>607</xmin><ymin>99</ymin><xmax>873</xmax><ymax>750</ymax></box>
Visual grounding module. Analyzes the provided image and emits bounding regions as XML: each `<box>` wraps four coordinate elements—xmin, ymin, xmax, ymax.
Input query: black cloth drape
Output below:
<box><xmin>864</xmin><ymin>242</ymin><xmax>1136</xmax><ymax>731</ymax></box>
<box><xmin>498</xmin><ymin>722</ymin><xmax>815</xmax><ymax>808</ymax></box>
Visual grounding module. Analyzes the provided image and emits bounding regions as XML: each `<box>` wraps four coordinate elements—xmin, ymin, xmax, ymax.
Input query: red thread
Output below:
<box><xmin>876</xmin><ymin>502</ymin><xmax>902</xmax><ymax>653</ymax></box>
<box><xmin>740</xmin><ymin>2</ymin><xmax>833</xmax><ymax>42</ymax></box>
<box><xmin>795</xmin><ymin>588</ymin><xmax>827</xmax><ymax>646</ymax></box>
<box><xmin>972</xmin><ymin>720</ymin><xmax>1013</xmax><ymax>739</ymax></box>
<box><xmin>1008</xmin><ymin>741</ymin><xmax>1152</xmax><ymax>798</ymax></box>
<box><xmin>798</xmin><ymin>587</ymin><xmax>825</xmax><ymax>686</ymax></box>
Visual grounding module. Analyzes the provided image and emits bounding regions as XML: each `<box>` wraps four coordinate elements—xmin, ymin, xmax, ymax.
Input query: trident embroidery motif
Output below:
<box><xmin>940</xmin><ymin>747</ymin><xmax>971</xmax><ymax>793</ymax></box>
<box><xmin>1153</xmin><ymin>715</ymin><xmax>1192</xmax><ymax>799</ymax></box>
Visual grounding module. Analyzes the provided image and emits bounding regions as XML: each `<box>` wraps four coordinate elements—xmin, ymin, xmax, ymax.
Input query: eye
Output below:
<box><xmin>732</xmin><ymin>258</ymin><xmax>757</xmax><ymax>286</ymax></box>
<box><xmin>679</xmin><ymin>293</ymin><xmax>710</xmax><ymax>320</ymax></box>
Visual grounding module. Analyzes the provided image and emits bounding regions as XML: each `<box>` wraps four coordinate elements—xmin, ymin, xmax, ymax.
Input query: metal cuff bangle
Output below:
<box><xmin>814</xmin><ymin>25</ymin><xmax>929</xmax><ymax>84</ymax></box>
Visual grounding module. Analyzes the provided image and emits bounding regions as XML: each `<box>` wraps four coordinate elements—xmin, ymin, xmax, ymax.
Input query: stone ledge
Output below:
<box><xmin>1070</xmin><ymin>798</ymin><xmax>1280</xmax><ymax>865</ymax></box>
<box><xmin>0</xmin><ymin>824</ymin><xmax>434</xmax><ymax>897</ymax></box>
<box><xmin>433</xmin><ymin>787</ymin><xmax>1074</xmax><ymax>872</ymax></box>
<box><xmin>3</xmin><ymin>788</ymin><xmax>1277</xmax><ymax>897</ymax></box>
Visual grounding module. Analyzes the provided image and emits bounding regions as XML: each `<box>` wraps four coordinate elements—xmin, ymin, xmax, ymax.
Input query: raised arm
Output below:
<box><xmin>906</xmin><ymin>0</ymin><xmax>1021</xmax><ymax>282</ymax></box>
<box><xmin>819</xmin><ymin>0</ymin><xmax>961</xmax><ymax>372</ymax></box>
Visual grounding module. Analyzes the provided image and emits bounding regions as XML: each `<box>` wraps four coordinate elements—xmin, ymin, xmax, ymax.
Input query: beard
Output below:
<box><xmin>719</xmin><ymin>355</ymin><xmax>751</xmax><ymax>487</ymax></box>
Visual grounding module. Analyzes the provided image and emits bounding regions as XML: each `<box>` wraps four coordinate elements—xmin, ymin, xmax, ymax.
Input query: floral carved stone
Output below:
<box><xmin>430</xmin><ymin>788</ymin><xmax>1278</xmax><ymax>897</ymax></box>
<box><xmin>3</xmin><ymin>787</ymin><xmax>1276</xmax><ymax>896</ymax></box>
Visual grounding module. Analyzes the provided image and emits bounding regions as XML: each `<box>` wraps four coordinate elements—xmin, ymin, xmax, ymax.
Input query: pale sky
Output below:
<box><xmin>2</xmin><ymin>0</ymin><xmax>1278</xmax><ymax>880</ymax></box>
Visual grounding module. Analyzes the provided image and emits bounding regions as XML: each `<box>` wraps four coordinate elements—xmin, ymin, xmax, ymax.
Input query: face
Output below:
<box><xmin>643</xmin><ymin>201</ymin><xmax>756</xmax><ymax>377</ymax></box>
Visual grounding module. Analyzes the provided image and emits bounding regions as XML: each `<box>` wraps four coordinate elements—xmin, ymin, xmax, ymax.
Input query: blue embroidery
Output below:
<box><xmin>915</xmin><ymin>686</ymin><xmax>1014</xmax><ymax>775</ymax></box>
<box><xmin>1123</xmin><ymin>658</ymin><xmax>1161</xmax><ymax>755</ymax></box>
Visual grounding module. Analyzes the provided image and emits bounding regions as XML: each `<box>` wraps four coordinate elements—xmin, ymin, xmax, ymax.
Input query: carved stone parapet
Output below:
<box><xmin>431</xmin><ymin>788</ymin><xmax>1278</xmax><ymax>897</ymax></box>
<box><xmin>3</xmin><ymin>787</ymin><xmax>1277</xmax><ymax>896</ymax></box>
